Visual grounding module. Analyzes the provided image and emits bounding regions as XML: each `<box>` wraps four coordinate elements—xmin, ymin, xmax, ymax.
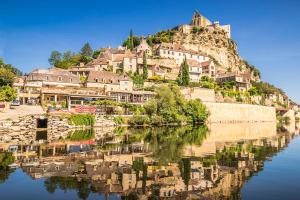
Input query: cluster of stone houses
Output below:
<box><xmin>13</xmin><ymin>67</ymin><xmax>155</xmax><ymax>110</ymax></box>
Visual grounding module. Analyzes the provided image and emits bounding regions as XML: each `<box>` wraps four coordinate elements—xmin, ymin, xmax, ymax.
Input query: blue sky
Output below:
<box><xmin>0</xmin><ymin>0</ymin><xmax>299</xmax><ymax>102</ymax></box>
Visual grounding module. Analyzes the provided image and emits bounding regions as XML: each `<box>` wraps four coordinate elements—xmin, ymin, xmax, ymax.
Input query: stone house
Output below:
<box><xmin>156</xmin><ymin>42</ymin><xmax>210</xmax><ymax>66</ymax></box>
<box><xmin>187</xmin><ymin>59</ymin><xmax>202</xmax><ymax>82</ymax></box>
<box><xmin>86</xmin><ymin>71</ymin><xmax>133</xmax><ymax>92</ymax></box>
<box><xmin>216</xmin><ymin>72</ymin><xmax>251</xmax><ymax>92</ymax></box>
<box><xmin>201</xmin><ymin>60</ymin><xmax>216</xmax><ymax>78</ymax></box>
<box><xmin>136</xmin><ymin>38</ymin><xmax>152</xmax><ymax>56</ymax></box>
<box><xmin>15</xmin><ymin>68</ymin><xmax>80</xmax><ymax>105</ymax></box>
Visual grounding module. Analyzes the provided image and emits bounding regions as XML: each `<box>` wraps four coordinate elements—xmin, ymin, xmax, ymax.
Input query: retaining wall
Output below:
<box><xmin>203</xmin><ymin>102</ymin><xmax>276</xmax><ymax>123</ymax></box>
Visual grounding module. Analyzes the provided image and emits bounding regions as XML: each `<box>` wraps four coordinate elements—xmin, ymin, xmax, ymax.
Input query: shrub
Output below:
<box><xmin>184</xmin><ymin>99</ymin><xmax>208</xmax><ymax>123</ymax></box>
<box><xmin>151</xmin><ymin>115</ymin><xmax>165</xmax><ymax>126</ymax></box>
<box><xmin>128</xmin><ymin>115</ymin><xmax>150</xmax><ymax>126</ymax></box>
<box><xmin>114</xmin><ymin>116</ymin><xmax>125</xmax><ymax>125</ymax></box>
<box><xmin>69</xmin><ymin>114</ymin><xmax>95</xmax><ymax>126</ymax></box>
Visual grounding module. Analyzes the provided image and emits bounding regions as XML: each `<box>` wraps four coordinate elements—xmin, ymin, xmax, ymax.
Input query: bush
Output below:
<box><xmin>151</xmin><ymin>115</ymin><xmax>165</xmax><ymax>126</ymax></box>
<box><xmin>69</xmin><ymin>114</ymin><xmax>95</xmax><ymax>126</ymax></box>
<box><xmin>184</xmin><ymin>99</ymin><xmax>208</xmax><ymax>123</ymax></box>
<box><xmin>114</xmin><ymin>116</ymin><xmax>125</xmax><ymax>125</ymax></box>
<box><xmin>128</xmin><ymin>115</ymin><xmax>150</xmax><ymax>126</ymax></box>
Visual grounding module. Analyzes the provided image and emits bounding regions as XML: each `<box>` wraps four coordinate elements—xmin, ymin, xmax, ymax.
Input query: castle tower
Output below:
<box><xmin>191</xmin><ymin>10</ymin><xmax>212</xmax><ymax>27</ymax></box>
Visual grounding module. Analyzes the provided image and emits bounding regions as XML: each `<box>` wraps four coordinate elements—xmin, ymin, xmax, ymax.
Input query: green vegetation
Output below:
<box><xmin>48</xmin><ymin>43</ymin><xmax>94</xmax><ymax>69</ymax></box>
<box><xmin>123</xmin><ymin>29</ymin><xmax>140</xmax><ymax>50</ymax></box>
<box><xmin>0</xmin><ymin>152</ymin><xmax>15</xmax><ymax>183</ymax></box>
<box><xmin>131</xmin><ymin>73</ymin><xmax>144</xmax><ymax>87</ymax></box>
<box><xmin>146</xmin><ymin>29</ymin><xmax>177</xmax><ymax>45</ymax></box>
<box><xmin>121</xmin><ymin>126</ymin><xmax>208</xmax><ymax>164</ymax></box>
<box><xmin>178</xmin><ymin>158</ymin><xmax>191</xmax><ymax>189</ymax></box>
<box><xmin>0</xmin><ymin>68</ymin><xmax>16</xmax><ymax>87</ymax></box>
<box><xmin>129</xmin><ymin>84</ymin><xmax>208</xmax><ymax>126</ymax></box>
<box><xmin>69</xmin><ymin>114</ymin><xmax>95</xmax><ymax>126</ymax></box>
<box><xmin>252</xmin><ymin>81</ymin><xmax>284</xmax><ymax>96</ymax></box>
<box><xmin>0</xmin><ymin>152</ymin><xmax>14</xmax><ymax>169</ymax></box>
<box><xmin>199</xmin><ymin>76</ymin><xmax>219</xmax><ymax>90</ymax></box>
<box><xmin>67</xmin><ymin>129</ymin><xmax>95</xmax><ymax>141</ymax></box>
<box><xmin>0</xmin><ymin>58</ymin><xmax>22</xmax><ymax>88</ymax></box>
<box><xmin>0</xmin><ymin>58</ymin><xmax>22</xmax><ymax>76</ymax></box>
<box><xmin>113</xmin><ymin>116</ymin><xmax>125</xmax><ymax>125</ymax></box>
<box><xmin>142</xmin><ymin>51</ymin><xmax>148</xmax><ymax>80</ymax></box>
<box><xmin>44</xmin><ymin>176</ymin><xmax>91</xmax><ymax>199</ymax></box>
<box><xmin>80</xmin><ymin>43</ymin><xmax>93</xmax><ymax>57</ymax></box>
<box><xmin>243</xmin><ymin>60</ymin><xmax>261</xmax><ymax>78</ymax></box>
<box><xmin>128</xmin><ymin>115</ymin><xmax>150</xmax><ymax>126</ymax></box>
<box><xmin>0</xmin><ymin>86</ymin><xmax>17</xmax><ymax>102</ymax></box>
<box><xmin>277</xmin><ymin>114</ymin><xmax>291</xmax><ymax>132</ymax></box>
<box><xmin>177</xmin><ymin>58</ymin><xmax>190</xmax><ymax>86</ymax></box>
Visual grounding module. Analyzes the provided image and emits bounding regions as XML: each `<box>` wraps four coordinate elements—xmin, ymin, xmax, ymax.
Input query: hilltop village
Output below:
<box><xmin>0</xmin><ymin>11</ymin><xmax>298</xmax><ymax>130</ymax></box>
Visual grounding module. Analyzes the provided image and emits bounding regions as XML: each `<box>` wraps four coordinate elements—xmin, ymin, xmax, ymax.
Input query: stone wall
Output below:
<box><xmin>203</xmin><ymin>102</ymin><xmax>276</xmax><ymax>123</ymax></box>
<box><xmin>181</xmin><ymin>87</ymin><xmax>215</xmax><ymax>102</ymax></box>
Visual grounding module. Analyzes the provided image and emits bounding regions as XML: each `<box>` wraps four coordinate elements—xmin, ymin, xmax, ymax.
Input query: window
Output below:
<box><xmin>46</xmin><ymin>76</ymin><xmax>49</xmax><ymax>81</ymax></box>
<box><xmin>70</xmin><ymin>78</ymin><xmax>73</xmax><ymax>82</ymax></box>
<box><xmin>58</xmin><ymin>76</ymin><xmax>62</xmax><ymax>81</ymax></box>
<box><xmin>190</xmin><ymin>67</ymin><xmax>192</xmax><ymax>71</ymax></box>
<box><xmin>95</xmin><ymin>78</ymin><xmax>98</xmax><ymax>83</ymax></box>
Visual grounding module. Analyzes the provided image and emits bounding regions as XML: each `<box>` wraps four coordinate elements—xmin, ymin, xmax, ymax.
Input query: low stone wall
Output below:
<box><xmin>0</xmin><ymin>114</ymin><xmax>44</xmax><ymax>132</ymax></box>
<box><xmin>203</xmin><ymin>102</ymin><xmax>276</xmax><ymax>123</ymax></box>
<box><xmin>181</xmin><ymin>87</ymin><xmax>215</xmax><ymax>102</ymax></box>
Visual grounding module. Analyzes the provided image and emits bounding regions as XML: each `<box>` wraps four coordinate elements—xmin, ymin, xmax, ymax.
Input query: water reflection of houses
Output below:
<box><xmin>2</xmin><ymin>126</ymin><xmax>297</xmax><ymax>199</ymax></box>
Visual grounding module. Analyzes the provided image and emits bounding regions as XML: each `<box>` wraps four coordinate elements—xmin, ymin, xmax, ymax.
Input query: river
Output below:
<box><xmin>0</xmin><ymin>123</ymin><xmax>299</xmax><ymax>200</ymax></box>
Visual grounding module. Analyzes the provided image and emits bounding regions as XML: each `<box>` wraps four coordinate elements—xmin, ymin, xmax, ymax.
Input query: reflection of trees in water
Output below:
<box><xmin>0</xmin><ymin>152</ymin><xmax>15</xmax><ymax>184</ymax></box>
<box><xmin>67</xmin><ymin>129</ymin><xmax>95</xmax><ymax>141</ymax></box>
<box><xmin>44</xmin><ymin>176</ymin><xmax>92</xmax><ymax>200</ymax></box>
<box><xmin>178</xmin><ymin>157</ymin><xmax>191</xmax><ymax>190</ymax></box>
<box><xmin>125</xmin><ymin>126</ymin><xmax>208</xmax><ymax>164</ymax></box>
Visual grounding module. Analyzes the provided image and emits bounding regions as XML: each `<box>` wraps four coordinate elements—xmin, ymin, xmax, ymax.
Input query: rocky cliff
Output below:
<box><xmin>174</xmin><ymin>27</ymin><xmax>243</xmax><ymax>71</ymax></box>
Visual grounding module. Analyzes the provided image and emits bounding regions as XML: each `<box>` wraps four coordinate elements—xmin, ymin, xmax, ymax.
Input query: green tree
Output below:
<box><xmin>142</xmin><ymin>51</ymin><xmax>148</xmax><ymax>80</ymax></box>
<box><xmin>177</xmin><ymin>58</ymin><xmax>190</xmax><ymax>86</ymax></box>
<box><xmin>80</xmin><ymin>43</ymin><xmax>93</xmax><ymax>57</ymax></box>
<box><xmin>123</xmin><ymin>30</ymin><xmax>140</xmax><ymax>50</ymax></box>
<box><xmin>184</xmin><ymin>99</ymin><xmax>208</xmax><ymax>123</ymax></box>
<box><xmin>0</xmin><ymin>68</ymin><xmax>16</xmax><ymax>86</ymax></box>
<box><xmin>248</xmin><ymin>86</ymin><xmax>258</xmax><ymax>96</ymax></box>
<box><xmin>0</xmin><ymin>59</ymin><xmax>22</xmax><ymax>76</ymax></box>
<box><xmin>48</xmin><ymin>50</ymin><xmax>62</xmax><ymax>66</ymax></box>
<box><xmin>0</xmin><ymin>86</ymin><xmax>17</xmax><ymax>102</ymax></box>
<box><xmin>92</xmin><ymin>50</ymin><xmax>101</xmax><ymax>59</ymax></box>
<box><xmin>129</xmin><ymin>29</ymin><xmax>134</xmax><ymax>50</ymax></box>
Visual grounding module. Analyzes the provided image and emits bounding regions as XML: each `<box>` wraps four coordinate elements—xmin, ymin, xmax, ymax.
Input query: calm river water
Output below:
<box><xmin>0</xmin><ymin>123</ymin><xmax>299</xmax><ymax>200</ymax></box>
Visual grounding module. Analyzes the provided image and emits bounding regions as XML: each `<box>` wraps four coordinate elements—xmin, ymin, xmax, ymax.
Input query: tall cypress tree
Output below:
<box><xmin>142</xmin><ymin>51</ymin><xmax>148</xmax><ymax>80</ymax></box>
<box><xmin>178</xmin><ymin>58</ymin><xmax>190</xmax><ymax>86</ymax></box>
<box><xmin>129</xmin><ymin>29</ymin><xmax>134</xmax><ymax>51</ymax></box>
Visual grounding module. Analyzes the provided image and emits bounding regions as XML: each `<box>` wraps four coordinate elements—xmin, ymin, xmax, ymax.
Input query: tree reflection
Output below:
<box><xmin>44</xmin><ymin>177</ymin><xmax>91</xmax><ymax>200</ymax></box>
<box><xmin>0</xmin><ymin>152</ymin><xmax>15</xmax><ymax>184</ymax></box>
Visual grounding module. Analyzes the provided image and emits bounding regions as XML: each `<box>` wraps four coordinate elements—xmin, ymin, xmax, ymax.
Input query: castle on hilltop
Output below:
<box><xmin>179</xmin><ymin>10</ymin><xmax>231</xmax><ymax>38</ymax></box>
